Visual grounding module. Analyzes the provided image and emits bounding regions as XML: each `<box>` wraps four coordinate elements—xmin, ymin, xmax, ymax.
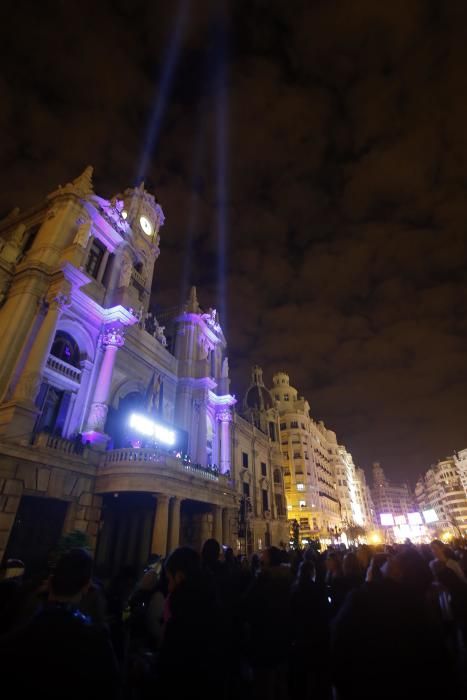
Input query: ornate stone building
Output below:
<box><xmin>0</xmin><ymin>167</ymin><xmax>287</xmax><ymax>573</ymax></box>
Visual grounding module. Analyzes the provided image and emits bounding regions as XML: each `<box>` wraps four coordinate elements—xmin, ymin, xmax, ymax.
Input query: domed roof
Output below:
<box><xmin>243</xmin><ymin>366</ymin><xmax>275</xmax><ymax>412</ymax></box>
<box><xmin>245</xmin><ymin>384</ymin><xmax>274</xmax><ymax>411</ymax></box>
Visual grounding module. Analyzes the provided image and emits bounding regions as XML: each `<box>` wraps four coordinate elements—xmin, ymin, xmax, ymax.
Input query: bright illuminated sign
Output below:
<box><xmin>407</xmin><ymin>512</ymin><xmax>423</xmax><ymax>526</ymax></box>
<box><xmin>395</xmin><ymin>515</ymin><xmax>407</xmax><ymax>525</ymax></box>
<box><xmin>423</xmin><ymin>509</ymin><xmax>438</xmax><ymax>524</ymax></box>
<box><xmin>380</xmin><ymin>513</ymin><xmax>394</xmax><ymax>526</ymax></box>
<box><xmin>129</xmin><ymin>413</ymin><xmax>175</xmax><ymax>446</ymax></box>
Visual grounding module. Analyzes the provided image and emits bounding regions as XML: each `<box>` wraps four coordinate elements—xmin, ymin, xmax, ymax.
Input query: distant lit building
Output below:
<box><xmin>371</xmin><ymin>462</ymin><xmax>413</xmax><ymax>520</ymax></box>
<box><xmin>268</xmin><ymin>372</ymin><xmax>343</xmax><ymax>543</ymax></box>
<box><xmin>0</xmin><ymin>167</ymin><xmax>287</xmax><ymax>572</ymax></box>
<box><xmin>415</xmin><ymin>456</ymin><xmax>467</xmax><ymax>538</ymax></box>
<box><xmin>355</xmin><ymin>467</ymin><xmax>377</xmax><ymax>529</ymax></box>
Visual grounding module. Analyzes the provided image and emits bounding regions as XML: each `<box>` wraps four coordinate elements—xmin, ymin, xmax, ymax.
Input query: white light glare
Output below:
<box><xmin>407</xmin><ymin>512</ymin><xmax>423</xmax><ymax>526</ymax></box>
<box><xmin>380</xmin><ymin>513</ymin><xmax>394</xmax><ymax>526</ymax></box>
<box><xmin>423</xmin><ymin>509</ymin><xmax>438</xmax><ymax>524</ymax></box>
<box><xmin>129</xmin><ymin>412</ymin><xmax>175</xmax><ymax>446</ymax></box>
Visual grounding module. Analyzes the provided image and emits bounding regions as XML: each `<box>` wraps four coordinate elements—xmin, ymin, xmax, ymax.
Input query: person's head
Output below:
<box><xmin>366</xmin><ymin>553</ymin><xmax>388</xmax><ymax>582</ymax></box>
<box><xmin>356</xmin><ymin>544</ymin><xmax>372</xmax><ymax>570</ymax></box>
<box><xmin>49</xmin><ymin>548</ymin><xmax>93</xmax><ymax>603</ymax></box>
<box><xmin>224</xmin><ymin>547</ymin><xmax>235</xmax><ymax>565</ymax></box>
<box><xmin>201</xmin><ymin>538</ymin><xmax>220</xmax><ymax>568</ymax></box>
<box><xmin>2</xmin><ymin>559</ymin><xmax>25</xmax><ymax>581</ymax></box>
<box><xmin>261</xmin><ymin>546</ymin><xmax>282</xmax><ymax>569</ymax></box>
<box><xmin>164</xmin><ymin>546</ymin><xmax>200</xmax><ymax>593</ymax></box>
<box><xmin>343</xmin><ymin>552</ymin><xmax>361</xmax><ymax>578</ymax></box>
<box><xmin>296</xmin><ymin>558</ymin><xmax>316</xmax><ymax>586</ymax></box>
<box><xmin>431</xmin><ymin>539</ymin><xmax>448</xmax><ymax>562</ymax></box>
<box><xmin>325</xmin><ymin>551</ymin><xmax>343</xmax><ymax>577</ymax></box>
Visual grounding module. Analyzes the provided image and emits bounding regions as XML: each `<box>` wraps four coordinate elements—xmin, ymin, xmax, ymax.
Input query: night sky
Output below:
<box><xmin>2</xmin><ymin>1</ymin><xmax>467</xmax><ymax>484</ymax></box>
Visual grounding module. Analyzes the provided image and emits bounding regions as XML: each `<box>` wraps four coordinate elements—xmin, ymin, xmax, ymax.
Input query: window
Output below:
<box><xmin>85</xmin><ymin>238</ymin><xmax>106</xmax><ymax>279</ymax></box>
<box><xmin>297</xmin><ymin>483</ymin><xmax>305</xmax><ymax>491</ymax></box>
<box><xmin>287</xmin><ymin>504</ymin><xmax>292</xmax><ymax>511</ymax></box>
<box><xmin>268</xmin><ymin>422</ymin><xmax>276</xmax><ymax>441</ymax></box>
<box><xmin>242</xmin><ymin>452</ymin><xmax>249</xmax><ymax>469</ymax></box>
<box><xmin>280</xmin><ymin>422</ymin><xmax>286</xmax><ymax>430</ymax></box>
<box><xmin>299</xmin><ymin>500</ymin><xmax>306</xmax><ymax>508</ymax></box>
<box><xmin>304</xmin><ymin>452</ymin><xmax>309</xmax><ymax>460</ymax></box>
<box><xmin>35</xmin><ymin>383</ymin><xmax>72</xmax><ymax>437</ymax></box>
<box><xmin>261</xmin><ymin>462</ymin><xmax>267</xmax><ymax>477</ymax></box>
<box><xmin>291</xmin><ymin>421</ymin><xmax>298</xmax><ymax>428</ymax></box>
<box><xmin>262</xmin><ymin>490</ymin><xmax>269</xmax><ymax>512</ymax></box>
<box><xmin>301</xmin><ymin>423</ymin><xmax>305</xmax><ymax>429</ymax></box>
<box><xmin>273</xmin><ymin>469</ymin><xmax>282</xmax><ymax>484</ymax></box>
<box><xmin>284</xmin><ymin>394</ymin><xmax>289</xmax><ymax>401</ymax></box>
<box><xmin>243</xmin><ymin>482</ymin><xmax>250</xmax><ymax>498</ymax></box>
<box><xmin>50</xmin><ymin>332</ymin><xmax>80</xmax><ymax>368</ymax></box>
<box><xmin>293</xmin><ymin>451</ymin><xmax>301</xmax><ymax>459</ymax></box>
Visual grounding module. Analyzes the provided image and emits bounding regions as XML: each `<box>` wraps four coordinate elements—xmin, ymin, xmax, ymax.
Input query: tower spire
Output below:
<box><xmin>186</xmin><ymin>285</ymin><xmax>200</xmax><ymax>313</ymax></box>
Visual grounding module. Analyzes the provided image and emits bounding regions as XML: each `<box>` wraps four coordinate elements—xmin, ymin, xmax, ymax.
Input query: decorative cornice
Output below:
<box><xmin>208</xmin><ymin>390</ymin><xmax>236</xmax><ymax>407</ymax></box>
<box><xmin>102</xmin><ymin>327</ymin><xmax>125</xmax><ymax>348</ymax></box>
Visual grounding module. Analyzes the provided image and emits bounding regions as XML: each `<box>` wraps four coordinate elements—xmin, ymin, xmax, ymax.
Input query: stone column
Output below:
<box><xmin>195</xmin><ymin>399</ymin><xmax>207</xmax><ymax>465</ymax></box>
<box><xmin>222</xmin><ymin>507</ymin><xmax>232</xmax><ymax>547</ymax></box>
<box><xmin>212</xmin><ymin>504</ymin><xmax>223</xmax><ymax>543</ymax></box>
<box><xmin>96</xmin><ymin>249</ymin><xmax>111</xmax><ymax>284</ymax></box>
<box><xmin>83</xmin><ymin>327</ymin><xmax>124</xmax><ymax>443</ymax></box>
<box><xmin>167</xmin><ymin>497</ymin><xmax>182</xmax><ymax>554</ymax></box>
<box><xmin>12</xmin><ymin>290</ymin><xmax>71</xmax><ymax>405</ymax></box>
<box><xmin>151</xmin><ymin>494</ymin><xmax>169</xmax><ymax>556</ymax></box>
<box><xmin>217</xmin><ymin>408</ymin><xmax>232</xmax><ymax>474</ymax></box>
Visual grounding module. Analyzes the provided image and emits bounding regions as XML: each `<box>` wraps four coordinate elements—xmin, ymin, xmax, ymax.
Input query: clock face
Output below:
<box><xmin>139</xmin><ymin>215</ymin><xmax>153</xmax><ymax>235</ymax></box>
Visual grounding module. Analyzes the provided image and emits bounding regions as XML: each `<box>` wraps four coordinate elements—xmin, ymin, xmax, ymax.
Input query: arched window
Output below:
<box><xmin>50</xmin><ymin>332</ymin><xmax>80</xmax><ymax>367</ymax></box>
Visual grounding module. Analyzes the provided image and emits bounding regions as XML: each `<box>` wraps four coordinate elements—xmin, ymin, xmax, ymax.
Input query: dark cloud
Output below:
<box><xmin>1</xmin><ymin>0</ymin><xmax>467</xmax><ymax>482</ymax></box>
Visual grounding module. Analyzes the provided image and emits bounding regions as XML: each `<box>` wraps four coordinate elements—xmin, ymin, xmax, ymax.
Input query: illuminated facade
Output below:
<box><xmin>0</xmin><ymin>167</ymin><xmax>287</xmax><ymax>571</ymax></box>
<box><xmin>415</xmin><ymin>456</ymin><xmax>467</xmax><ymax>538</ymax></box>
<box><xmin>268</xmin><ymin>372</ymin><xmax>343</xmax><ymax>543</ymax></box>
<box><xmin>355</xmin><ymin>467</ymin><xmax>376</xmax><ymax>528</ymax></box>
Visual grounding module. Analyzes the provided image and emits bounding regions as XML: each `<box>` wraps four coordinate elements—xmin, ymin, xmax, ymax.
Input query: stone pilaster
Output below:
<box><xmin>212</xmin><ymin>504</ymin><xmax>223</xmax><ymax>543</ymax></box>
<box><xmin>167</xmin><ymin>496</ymin><xmax>182</xmax><ymax>554</ymax></box>
<box><xmin>83</xmin><ymin>327</ymin><xmax>124</xmax><ymax>445</ymax></box>
<box><xmin>217</xmin><ymin>408</ymin><xmax>232</xmax><ymax>474</ymax></box>
<box><xmin>0</xmin><ymin>479</ymin><xmax>23</xmax><ymax>562</ymax></box>
<box><xmin>151</xmin><ymin>494</ymin><xmax>170</xmax><ymax>556</ymax></box>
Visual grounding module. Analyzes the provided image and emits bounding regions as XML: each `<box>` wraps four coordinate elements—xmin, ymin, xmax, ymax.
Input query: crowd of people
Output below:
<box><xmin>1</xmin><ymin>537</ymin><xmax>467</xmax><ymax>699</ymax></box>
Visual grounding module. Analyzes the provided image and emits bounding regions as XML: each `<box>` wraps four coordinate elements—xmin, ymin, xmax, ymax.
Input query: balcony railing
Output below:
<box><xmin>103</xmin><ymin>448</ymin><xmax>231</xmax><ymax>484</ymax></box>
<box><xmin>34</xmin><ymin>432</ymin><xmax>87</xmax><ymax>457</ymax></box>
<box><xmin>46</xmin><ymin>354</ymin><xmax>82</xmax><ymax>383</ymax></box>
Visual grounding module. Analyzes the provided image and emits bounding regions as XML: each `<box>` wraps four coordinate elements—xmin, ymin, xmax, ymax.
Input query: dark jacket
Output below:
<box><xmin>0</xmin><ymin>602</ymin><xmax>120</xmax><ymax>700</ymax></box>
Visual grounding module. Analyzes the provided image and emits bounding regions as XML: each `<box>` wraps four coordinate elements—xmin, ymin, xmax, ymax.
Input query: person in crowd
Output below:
<box><xmin>325</xmin><ymin>550</ymin><xmax>348</xmax><ymax>616</ymax></box>
<box><xmin>242</xmin><ymin>546</ymin><xmax>293</xmax><ymax>700</ymax></box>
<box><xmin>331</xmin><ymin>545</ymin><xmax>459</xmax><ymax>699</ymax></box>
<box><xmin>431</xmin><ymin>539</ymin><xmax>467</xmax><ymax>583</ymax></box>
<box><xmin>155</xmin><ymin>546</ymin><xmax>224</xmax><ymax>699</ymax></box>
<box><xmin>0</xmin><ymin>559</ymin><xmax>26</xmax><ymax>634</ymax></box>
<box><xmin>0</xmin><ymin>548</ymin><xmax>120</xmax><ymax>700</ymax></box>
<box><xmin>289</xmin><ymin>558</ymin><xmax>331</xmax><ymax>699</ymax></box>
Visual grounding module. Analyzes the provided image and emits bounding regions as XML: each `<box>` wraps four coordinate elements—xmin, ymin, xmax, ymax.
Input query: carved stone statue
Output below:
<box><xmin>153</xmin><ymin>320</ymin><xmax>167</xmax><ymax>347</ymax></box>
<box><xmin>0</xmin><ymin>223</ymin><xmax>27</xmax><ymax>264</ymax></box>
<box><xmin>73</xmin><ymin>220</ymin><xmax>92</xmax><ymax>248</ymax></box>
<box><xmin>222</xmin><ymin>356</ymin><xmax>229</xmax><ymax>377</ymax></box>
<box><xmin>119</xmin><ymin>256</ymin><xmax>133</xmax><ymax>287</ymax></box>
